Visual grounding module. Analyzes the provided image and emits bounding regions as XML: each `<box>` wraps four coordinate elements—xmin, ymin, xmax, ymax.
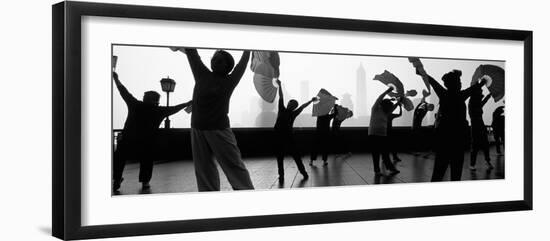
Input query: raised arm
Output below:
<box><xmin>460</xmin><ymin>80</ymin><xmax>485</xmax><ymax>100</ymax></box>
<box><xmin>392</xmin><ymin>104</ymin><xmax>403</xmax><ymax>118</ymax></box>
<box><xmin>481</xmin><ymin>93</ymin><xmax>492</xmax><ymax>107</ymax></box>
<box><xmin>374</xmin><ymin>87</ymin><xmax>394</xmax><ymax>106</ymax></box>
<box><xmin>277</xmin><ymin>79</ymin><xmax>285</xmax><ymax>111</ymax></box>
<box><xmin>158</xmin><ymin>100</ymin><xmax>193</xmax><ymax>117</ymax></box>
<box><xmin>113</xmin><ymin>72</ymin><xmax>138</xmax><ymax>105</ymax></box>
<box><xmin>294</xmin><ymin>97</ymin><xmax>316</xmax><ymax>116</ymax></box>
<box><xmin>426</xmin><ymin>74</ymin><xmax>446</xmax><ymax>98</ymax></box>
<box><xmin>229</xmin><ymin>50</ymin><xmax>251</xmax><ymax>85</ymax></box>
<box><xmin>329</xmin><ymin>104</ymin><xmax>339</xmax><ymax>118</ymax></box>
<box><xmin>182</xmin><ymin>48</ymin><xmax>210</xmax><ymax>81</ymax></box>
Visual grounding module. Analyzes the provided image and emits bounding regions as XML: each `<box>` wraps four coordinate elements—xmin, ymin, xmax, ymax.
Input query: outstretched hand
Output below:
<box><xmin>479</xmin><ymin>77</ymin><xmax>488</xmax><ymax>86</ymax></box>
<box><xmin>112</xmin><ymin>72</ymin><xmax>119</xmax><ymax>81</ymax></box>
<box><xmin>311</xmin><ymin>97</ymin><xmax>319</xmax><ymax>102</ymax></box>
<box><xmin>276</xmin><ymin>79</ymin><xmax>281</xmax><ymax>86</ymax></box>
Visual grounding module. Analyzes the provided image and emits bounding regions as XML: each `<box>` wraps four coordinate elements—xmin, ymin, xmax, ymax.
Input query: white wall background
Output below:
<box><xmin>0</xmin><ymin>0</ymin><xmax>547</xmax><ymax>240</ymax></box>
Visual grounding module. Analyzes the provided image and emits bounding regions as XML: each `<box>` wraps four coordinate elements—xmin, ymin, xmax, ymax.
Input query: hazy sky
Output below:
<box><xmin>112</xmin><ymin>45</ymin><xmax>505</xmax><ymax>129</ymax></box>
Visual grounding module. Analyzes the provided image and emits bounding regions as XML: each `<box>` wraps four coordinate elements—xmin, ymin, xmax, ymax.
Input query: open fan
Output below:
<box><xmin>335</xmin><ymin>105</ymin><xmax>353</xmax><ymax>121</ymax></box>
<box><xmin>250</xmin><ymin>51</ymin><xmax>280</xmax><ymax>77</ymax></box>
<box><xmin>471</xmin><ymin>64</ymin><xmax>505</xmax><ymax>102</ymax></box>
<box><xmin>250</xmin><ymin>51</ymin><xmax>280</xmax><ymax>103</ymax></box>
<box><xmin>373</xmin><ymin>70</ymin><xmax>416</xmax><ymax>111</ymax></box>
<box><xmin>408</xmin><ymin>57</ymin><xmax>431</xmax><ymax>94</ymax></box>
<box><xmin>374</xmin><ymin>70</ymin><xmax>404</xmax><ymax>96</ymax></box>
<box><xmin>312</xmin><ymin>89</ymin><xmax>338</xmax><ymax>117</ymax></box>
<box><xmin>253</xmin><ymin>73</ymin><xmax>278</xmax><ymax>103</ymax></box>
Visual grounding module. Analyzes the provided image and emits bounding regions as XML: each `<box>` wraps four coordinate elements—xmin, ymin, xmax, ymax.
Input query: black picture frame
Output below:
<box><xmin>52</xmin><ymin>1</ymin><xmax>533</xmax><ymax>240</ymax></box>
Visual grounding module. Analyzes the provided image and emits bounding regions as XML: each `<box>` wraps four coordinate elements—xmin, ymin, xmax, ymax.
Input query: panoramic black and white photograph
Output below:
<box><xmin>111</xmin><ymin>45</ymin><xmax>505</xmax><ymax>195</ymax></box>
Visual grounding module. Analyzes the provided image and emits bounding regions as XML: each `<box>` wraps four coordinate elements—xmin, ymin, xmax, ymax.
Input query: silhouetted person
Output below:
<box><xmin>468</xmin><ymin>88</ymin><xmax>493</xmax><ymax>170</ymax></box>
<box><xmin>492</xmin><ymin>106</ymin><xmax>505</xmax><ymax>155</ymax></box>
<box><xmin>412</xmin><ymin>92</ymin><xmax>433</xmax><ymax>152</ymax></box>
<box><xmin>310</xmin><ymin>105</ymin><xmax>338</xmax><ymax>166</ymax></box>
<box><xmin>413</xmin><ymin>91</ymin><xmax>431</xmax><ymax>131</ymax></box>
<box><xmin>426</xmin><ymin>70</ymin><xmax>486</xmax><ymax>181</ymax></box>
<box><xmin>274</xmin><ymin>79</ymin><xmax>315</xmax><ymax>181</ymax></box>
<box><xmin>332</xmin><ymin>106</ymin><xmax>353</xmax><ymax>158</ymax></box>
<box><xmin>112</xmin><ymin>72</ymin><xmax>191</xmax><ymax>192</ymax></box>
<box><xmin>388</xmin><ymin>98</ymin><xmax>403</xmax><ymax>162</ymax></box>
<box><xmin>369</xmin><ymin>87</ymin><xmax>400</xmax><ymax>176</ymax></box>
<box><xmin>174</xmin><ymin>47</ymin><xmax>254</xmax><ymax>191</ymax></box>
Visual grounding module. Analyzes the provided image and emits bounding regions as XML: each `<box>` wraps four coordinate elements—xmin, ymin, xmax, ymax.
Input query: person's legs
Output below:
<box><xmin>207</xmin><ymin>129</ymin><xmax>254</xmax><ymax>190</ymax></box>
<box><xmin>138</xmin><ymin>159</ymin><xmax>154</xmax><ymax>184</ymax></box>
<box><xmin>191</xmin><ymin>128</ymin><xmax>220</xmax><ymax>191</ymax></box>
<box><xmin>112</xmin><ymin>140</ymin><xmax>129</xmax><ymax>191</ymax></box>
<box><xmin>470</xmin><ymin>146</ymin><xmax>479</xmax><ymax>168</ymax></box>
<box><xmin>310</xmin><ymin>131</ymin><xmax>321</xmax><ymax>165</ymax></box>
<box><xmin>370</xmin><ymin>136</ymin><xmax>382</xmax><ymax>174</ymax></box>
<box><xmin>275</xmin><ymin>133</ymin><xmax>285</xmax><ymax>179</ymax></box>
<box><xmin>376</xmin><ymin>136</ymin><xmax>398</xmax><ymax>173</ymax></box>
<box><xmin>288</xmin><ymin>136</ymin><xmax>308</xmax><ymax>178</ymax></box>
<box><xmin>494</xmin><ymin>131</ymin><xmax>503</xmax><ymax>154</ymax></box>
<box><xmin>321</xmin><ymin>131</ymin><xmax>330</xmax><ymax>165</ymax></box>
<box><xmin>431</xmin><ymin>151</ymin><xmax>449</xmax><ymax>182</ymax></box>
<box><xmin>450</xmin><ymin>148</ymin><xmax>465</xmax><ymax>181</ymax></box>
<box><xmin>138</xmin><ymin>140</ymin><xmax>156</xmax><ymax>187</ymax></box>
<box><xmin>482</xmin><ymin>145</ymin><xmax>493</xmax><ymax>168</ymax></box>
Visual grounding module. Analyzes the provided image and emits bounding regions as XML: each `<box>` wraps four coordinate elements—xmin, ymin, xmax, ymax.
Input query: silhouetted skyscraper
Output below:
<box><xmin>341</xmin><ymin>93</ymin><xmax>354</xmax><ymax>111</ymax></box>
<box><xmin>356</xmin><ymin>63</ymin><xmax>367</xmax><ymax>116</ymax></box>
<box><xmin>300</xmin><ymin>80</ymin><xmax>310</xmax><ymax>102</ymax></box>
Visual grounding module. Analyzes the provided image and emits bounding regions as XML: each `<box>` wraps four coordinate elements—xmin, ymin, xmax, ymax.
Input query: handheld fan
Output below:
<box><xmin>312</xmin><ymin>89</ymin><xmax>338</xmax><ymax>117</ymax></box>
<box><xmin>471</xmin><ymin>64</ymin><xmax>505</xmax><ymax>102</ymax></box>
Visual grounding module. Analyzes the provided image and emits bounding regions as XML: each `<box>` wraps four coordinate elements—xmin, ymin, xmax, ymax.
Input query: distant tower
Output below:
<box><xmin>356</xmin><ymin>63</ymin><xmax>367</xmax><ymax>116</ymax></box>
<box><xmin>300</xmin><ymin>80</ymin><xmax>310</xmax><ymax>102</ymax></box>
<box><xmin>341</xmin><ymin>93</ymin><xmax>354</xmax><ymax>111</ymax></box>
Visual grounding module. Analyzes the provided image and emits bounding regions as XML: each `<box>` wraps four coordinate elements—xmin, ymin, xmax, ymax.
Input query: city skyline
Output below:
<box><xmin>112</xmin><ymin>45</ymin><xmax>504</xmax><ymax>129</ymax></box>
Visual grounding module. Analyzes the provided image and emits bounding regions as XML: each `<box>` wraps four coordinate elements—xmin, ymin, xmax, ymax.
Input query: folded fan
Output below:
<box><xmin>471</xmin><ymin>64</ymin><xmax>505</xmax><ymax>102</ymax></box>
<box><xmin>250</xmin><ymin>51</ymin><xmax>281</xmax><ymax>103</ymax></box>
<box><xmin>408</xmin><ymin>57</ymin><xmax>431</xmax><ymax>94</ymax></box>
<box><xmin>112</xmin><ymin>55</ymin><xmax>118</xmax><ymax>71</ymax></box>
<box><xmin>312</xmin><ymin>89</ymin><xmax>338</xmax><ymax>117</ymax></box>
<box><xmin>184</xmin><ymin>104</ymin><xmax>192</xmax><ymax>113</ymax></box>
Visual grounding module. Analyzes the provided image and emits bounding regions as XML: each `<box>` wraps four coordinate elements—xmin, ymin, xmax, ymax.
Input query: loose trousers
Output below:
<box><xmin>191</xmin><ymin>128</ymin><xmax>254</xmax><ymax>191</ymax></box>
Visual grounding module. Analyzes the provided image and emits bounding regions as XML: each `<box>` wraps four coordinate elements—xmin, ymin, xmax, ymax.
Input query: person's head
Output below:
<box><xmin>287</xmin><ymin>99</ymin><xmax>298</xmax><ymax>111</ymax></box>
<box><xmin>381</xmin><ymin>99</ymin><xmax>394</xmax><ymax>114</ymax></box>
<box><xmin>211</xmin><ymin>50</ymin><xmax>235</xmax><ymax>76</ymax></box>
<box><xmin>143</xmin><ymin>91</ymin><xmax>160</xmax><ymax>106</ymax></box>
<box><xmin>442</xmin><ymin>69</ymin><xmax>462</xmax><ymax>92</ymax></box>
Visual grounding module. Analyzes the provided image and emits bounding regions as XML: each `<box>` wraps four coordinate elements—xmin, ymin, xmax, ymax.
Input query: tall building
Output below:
<box><xmin>356</xmin><ymin>63</ymin><xmax>367</xmax><ymax>116</ymax></box>
<box><xmin>341</xmin><ymin>93</ymin><xmax>354</xmax><ymax>111</ymax></box>
<box><xmin>300</xmin><ymin>80</ymin><xmax>310</xmax><ymax>102</ymax></box>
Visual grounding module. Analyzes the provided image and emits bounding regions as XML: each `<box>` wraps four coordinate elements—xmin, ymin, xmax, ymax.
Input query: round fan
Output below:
<box><xmin>471</xmin><ymin>64</ymin><xmax>504</xmax><ymax>102</ymax></box>
<box><xmin>253</xmin><ymin>73</ymin><xmax>278</xmax><ymax>103</ymax></box>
